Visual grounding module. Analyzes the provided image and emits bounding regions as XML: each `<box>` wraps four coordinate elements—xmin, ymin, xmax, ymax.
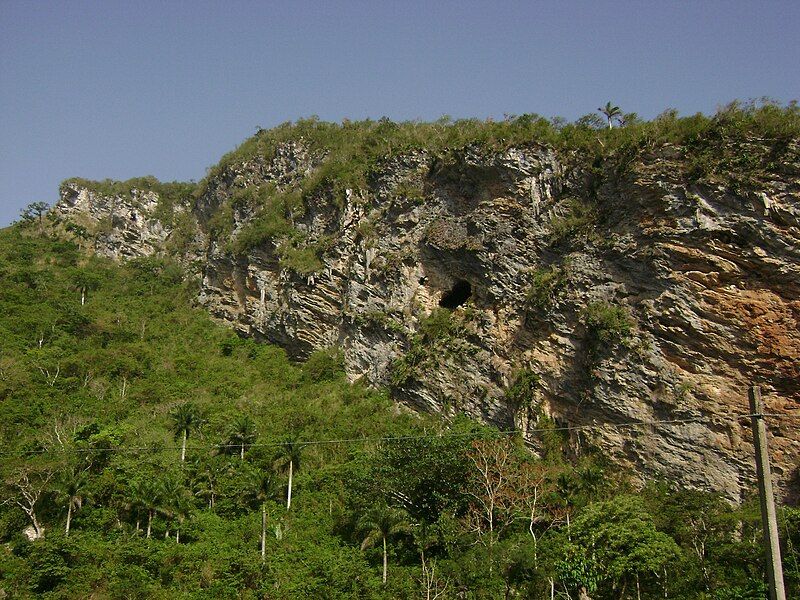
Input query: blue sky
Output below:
<box><xmin>1</xmin><ymin>0</ymin><xmax>798</xmax><ymax>225</ymax></box>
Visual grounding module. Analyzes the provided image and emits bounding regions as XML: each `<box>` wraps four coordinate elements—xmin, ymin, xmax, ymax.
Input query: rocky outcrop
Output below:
<box><xmin>57</xmin><ymin>181</ymin><xmax>180</xmax><ymax>260</ymax></box>
<box><xmin>54</xmin><ymin>138</ymin><xmax>800</xmax><ymax>502</ymax></box>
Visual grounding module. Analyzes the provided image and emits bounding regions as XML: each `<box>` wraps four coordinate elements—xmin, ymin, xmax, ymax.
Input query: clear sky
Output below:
<box><xmin>1</xmin><ymin>0</ymin><xmax>798</xmax><ymax>225</ymax></box>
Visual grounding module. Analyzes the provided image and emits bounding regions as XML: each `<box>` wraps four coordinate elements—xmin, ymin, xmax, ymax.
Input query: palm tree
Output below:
<box><xmin>598</xmin><ymin>102</ymin><xmax>622</xmax><ymax>129</ymax></box>
<box><xmin>252</xmin><ymin>470</ymin><xmax>280</xmax><ymax>561</ymax></box>
<box><xmin>125</xmin><ymin>478</ymin><xmax>150</xmax><ymax>533</ymax></box>
<box><xmin>56</xmin><ymin>469</ymin><xmax>88</xmax><ymax>536</ymax></box>
<box><xmin>187</xmin><ymin>456</ymin><xmax>222</xmax><ymax>510</ymax></box>
<box><xmin>358</xmin><ymin>504</ymin><xmax>410</xmax><ymax>584</ymax></box>
<box><xmin>170</xmin><ymin>403</ymin><xmax>204</xmax><ymax>463</ymax></box>
<box><xmin>226</xmin><ymin>414</ymin><xmax>257</xmax><ymax>460</ymax></box>
<box><xmin>274</xmin><ymin>436</ymin><xmax>305</xmax><ymax>510</ymax></box>
<box><xmin>158</xmin><ymin>476</ymin><xmax>192</xmax><ymax>543</ymax></box>
<box><xmin>133</xmin><ymin>478</ymin><xmax>162</xmax><ymax>538</ymax></box>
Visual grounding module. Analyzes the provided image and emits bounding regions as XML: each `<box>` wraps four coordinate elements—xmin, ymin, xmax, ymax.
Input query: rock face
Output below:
<box><xmin>57</xmin><ymin>182</ymin><xmax>178</xmax><ymax>260</ymax></box>
<box><xmin>54</xmin><ymin>139</ymin><xmax>800</xmax><ymax>502</ymax></box>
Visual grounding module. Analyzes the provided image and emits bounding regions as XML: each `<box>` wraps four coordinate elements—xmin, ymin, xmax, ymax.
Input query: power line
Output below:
<box><xmin>2</xmin><ymin>412</ymin><xmax>785</xmax><ymax>459</ymax></box>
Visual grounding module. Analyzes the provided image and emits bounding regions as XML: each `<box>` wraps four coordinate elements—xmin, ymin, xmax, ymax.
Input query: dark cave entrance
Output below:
<box><xmin>439</xmin><ymin>280</ymin><xmax>472</xmax><ymax>309</ymax></box>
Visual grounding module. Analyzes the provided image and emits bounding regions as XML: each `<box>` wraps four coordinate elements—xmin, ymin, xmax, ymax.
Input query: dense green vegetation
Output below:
<box><xmin>1</xmin><ymin>225</ymin><xmax>798</xmax><ymax>599</ymax></box>
<box><xmin>10</xmin><ymin>99</ymin><xmax>799</xmax><ymax>597</ymax></box>
<box><xmin>198</xmin><ymin>99</ymin><xmax>799</xmax><ymax>202</ymax></box>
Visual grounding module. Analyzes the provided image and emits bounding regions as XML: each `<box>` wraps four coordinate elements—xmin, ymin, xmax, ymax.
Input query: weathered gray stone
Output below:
<box><xmin>54</xmin><ymin>140</ymin><xmax>800</xmax><ymax>502</ymax></box>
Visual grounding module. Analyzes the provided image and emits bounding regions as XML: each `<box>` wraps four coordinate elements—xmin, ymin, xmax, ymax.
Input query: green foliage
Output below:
<box><xmin>224</xmin><ymin>184</ymin><xmax>325</xmax><ymax>273</ymax></box>
<box><xmin>0</xmin><ymin>225</ymin><xmax>796</xmax><ymax>598</ymax></box>
<box><xmin>390</xmin><ymin>308</ymin><xmax>468</xmax><ymax>387</ymax></box>
<box><xmin>598</xmin><ymin>101</ymin><xmax>623</xmax><ymax>128</ymax></box>
<box><xmin>61</xmin><ymin>177</ymin><xmax>196</xmax><ymax>227</ymax></box>
<box><xmin>583</xmin><ymin>301</ymin><xmax>634</xmax><ymax>358</ymax></box>
<box><xmin>548</xmin><ymin>197</ymin><xmax>597</xmax><ymax>244</ymax></box>
<box><xmin>302</xmin><ymin>347</ymin><xmax>345</xmax><ymax>382</ymax></box>
<box><xmin>504</xmin><ymin>368</ymin><xmax>541</xmax><ymax>413</ymax></box>
<box><xmin>557</xmin><ymin>495</ymin><xmax>681</xmax><ymax>597</ymax></box>
<box><xmin>19</xmin><ymin>202</ymin><xmax>51</xmax><ymax>227</ymax></box>
<box><xmin>525</xmin><ymin>264</ymin><xmax>568</xmax><ymax>312</ymax></box>
<box><xmin>195</xmin><ymin>101</ymin><xmax>800</xmax><ymax>216</ymax></box>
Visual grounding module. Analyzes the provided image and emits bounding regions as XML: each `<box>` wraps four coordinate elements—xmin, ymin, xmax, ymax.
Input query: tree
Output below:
<box><xmin>64</xmin><ymin>222</ymin><xmax>90</xmax><ymax>249</ymax></box>
<box><xmin>158</xmin><ymin>475</ymin><xmax>192</xmax><ymax>543</ymax></box>
<box><xmin>69</xmin><ymin>268</ymin><xmax>101</xmax><ymax>306</ymax></box>
<box><xmin>187</xmin><ymin>455</ymin><xmax>224</xmax><ymax>510</ymax></box>
<box><xmin>55</xmin><ymin>468</ymin><xmax>88</xmax><ymax>536</ymax></box>
<box><xmin>3</xmin><ymin>466</ymin><xmax>54</xmax><ymax>540</ymax></box>
<box><xmin>170</xmin><ymin>402</ymin><xmax>204</xmax><ymax>463</ymax></box>
<box><xmin>358</xmin><ymin>504</ymin><xmax>410</xmax><ymax>584</ymax></box>
<box><xmin>466</xmin><ymin>437</ymin><xmax>520</xmax><ymax>541</ymax></box>
<box><xmin>369</xmin><ymin>419</ymin><xmax>480</xmax><ymax>523</ymax></box>
<box><xmin>226</xmin><ymin>414</ymin><xmax>257</xmax><ymax>460</ymax></box>
<box><xmin>125</xmin><ymin>478</ymin><xmax>150</xmax><ymax>534</ymax></box>
<box><xmin>20</xmin><ymin>202</ymin><xmax>50</xmax><ymax>230</ymax></box>
<box><xmin>129</xmin><ymin>477</ymin><xmax>162</xmax><ymax>538</ymax></box>
<box><xmin>598</xmin><ymin>102</ymin><xmax>622</xmax><ymax>129</ymax></box>
<box><xmin>274</xmin><ymin>436</ymin><xmax>305</xmax><ymax>510</ymax></box>
<box><xmin>556</xmin><ymin>495</ymin><xmax>680</xmax><ymax>599</ymax></box>
<box><xmin>251</xmin><ymin>470</ymin><xmax>280</xmax><ymax>560</ymax></box>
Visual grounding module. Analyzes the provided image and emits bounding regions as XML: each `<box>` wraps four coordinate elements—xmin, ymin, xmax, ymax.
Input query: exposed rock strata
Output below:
<box><xmin>54</xmin><ymin>140</ymin><xmax>800</xmax><ymax>501</ymax></box>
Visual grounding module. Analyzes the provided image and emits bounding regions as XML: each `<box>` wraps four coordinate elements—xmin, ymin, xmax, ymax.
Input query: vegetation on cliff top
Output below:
<box><xmin>2</xmin><ymin>222</ymin><xmax>799</xmax><ymax>598</ymax></box>
<box><xmin>61</xmin><ymin>98</ymin><xmax>799</xmax><ymax>215</ymax></box>
<box><xmin>57</xmin><ymin>100</ymin><xmax>799</xmax><ymax>273</ymax></box>
<box><xmin>200</xmin><ymin>98</ymin><xmax>799</xmax><ymax>193</ymax></box>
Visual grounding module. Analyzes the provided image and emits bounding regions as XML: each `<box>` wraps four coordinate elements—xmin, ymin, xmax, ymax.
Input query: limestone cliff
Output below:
<box><xmin>53</xmin><ymin>123</ymin><xmax>800</xmax><ymax>501</ymax></box>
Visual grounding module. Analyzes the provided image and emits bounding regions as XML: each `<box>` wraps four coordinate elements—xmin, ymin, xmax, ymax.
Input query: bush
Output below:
<box><xmin>583</xmin><ymin>301</ymin><xmax>633</xmax><ymax>357</ymax></box>
<box><xmin>548</xmin><ymin>198</ymin><xmax>596</xmax><ymax>245</ymax></box>
<box><xmin>525</xmin><ymin>265</ymin><xmax>567</xmax><ymax>312</ymax></box>
<box><xmin>302</xmin><ymin>348</ymin><xmax>345</xmax><ymax>382</ymax></box>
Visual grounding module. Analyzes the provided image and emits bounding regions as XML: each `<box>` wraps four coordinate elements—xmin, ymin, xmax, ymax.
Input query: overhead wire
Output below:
<box><xmin>2</xmin><ymin>411</ymin><xmax>795</xmax><ymax>459</ymax></box>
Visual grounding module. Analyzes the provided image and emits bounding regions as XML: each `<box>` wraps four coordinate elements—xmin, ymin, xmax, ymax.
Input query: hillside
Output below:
<box><xmin>2</xmin><ymin>102</ymin><xmax>799</xmax><ymax>598</ymax></box>
<box><xmin>51</xmin><ymin>103</ymin><xmax>800</xmax><ymax>501</ymax></box>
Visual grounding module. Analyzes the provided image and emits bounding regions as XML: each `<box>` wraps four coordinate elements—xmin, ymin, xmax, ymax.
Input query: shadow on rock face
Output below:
<box><xmin>439</xmin><ymin>279</ymin><xmax>472</xmax><ymax>309</ymax></box>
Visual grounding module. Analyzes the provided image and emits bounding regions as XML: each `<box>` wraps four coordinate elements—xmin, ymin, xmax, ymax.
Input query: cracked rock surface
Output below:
<box><xmin>55</xmin><ymin>139</ymin><xmax>800</xmax><ymax>501</ymax></box>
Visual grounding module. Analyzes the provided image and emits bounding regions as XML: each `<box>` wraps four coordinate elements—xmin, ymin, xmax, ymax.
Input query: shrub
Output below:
<box><xmin>302</xmin><ymin>348</ymin><xmax>345</xmax><ymax>382</ymax></box>
<box><xmin>583</xmin><ymin>301</ymin><xmax>633</xmax><ymax>357</ymax></box>
<box><xmin>548</xmin><ymin>198</ymin><xmax>596</xmax><ymax>245</ymax></box>
<box><xmin>504</xmin><ymin>368</ymin><xmax>541</xmax><ymax>412</ymax></box>
<box><xmin>525</xmin><ymin>265</ymin><xmax>567</xmax><ymax>312</ymax></box>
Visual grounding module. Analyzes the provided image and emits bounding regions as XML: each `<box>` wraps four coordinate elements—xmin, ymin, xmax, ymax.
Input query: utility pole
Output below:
<box><xmin>749</xmin><ymin>385</ymin><xmax>786</xmax><ymax>600</ymax></box>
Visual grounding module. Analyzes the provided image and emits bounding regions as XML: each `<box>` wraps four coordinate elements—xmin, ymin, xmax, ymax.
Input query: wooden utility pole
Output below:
<box><xmin>749</xmin><ymin>385</ymin><xmax>786</xmax><ymax>600</ymax></box>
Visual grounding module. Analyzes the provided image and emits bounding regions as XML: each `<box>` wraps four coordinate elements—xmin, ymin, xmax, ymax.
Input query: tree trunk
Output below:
<box><xmin>636</xmin><ymin>573</ymin><xmax>641</xmax><ymax>600</ymax></box>
<box><xmin>65</xmin><ymin>502</ymin><xmax>73</xmax><ymax>536</ymax></box>
<box><xmin>30</xmin><ymin>512</ymin><xmax>43</xmax><ymax>539</ymax></box>
<box><xmin>261</xmin><ymin>505</ymin><xmax>267</xmax><ymax>561</ymax></box>
<box><xmin>240</xmin><ymin>444</ymin><xmax>245</xmax><ymax>460</ymax></box>
<box><xmin>181</xmin><ymin>430</ymin><xmax>187</xmax><ymax>462</ymax></box>
<box><xmin>382</xmin><ymin>535</ymin><xmax>388</xmax><ymax>584</ymax></box>
<box><xmin>286</xmin><ymin>460</ymin><xmax>293</xmax><ymax>510</ymax></box>
<box><xmin>136</xmin><ymin>516</ymin><xmax>141</xmax><ymax>533</ymax></box>
<box><xmin>80</xmin><ymin>287</ymin><xmax>86</xmax><ymax>306</ymax></box>
<box><xmin>147</xmin><ymin>510</ymin><xmax>153</xmax><ymax>538</ymax></box>
<box><xmin>176</xmin><ymin>529</ymin><xmax>180</xmax><ymax>544</ymax></box>
<box><xmin>566</xmin><ymin>512</ymin><xmax>571</xmax><ymax>541</ymax></box>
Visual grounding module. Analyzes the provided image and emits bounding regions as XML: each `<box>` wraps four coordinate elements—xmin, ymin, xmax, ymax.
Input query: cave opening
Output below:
<box><xmin>439</xmin><ymin>280</ymin><xmax>472</xmax><ymax>309</ymax></box>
